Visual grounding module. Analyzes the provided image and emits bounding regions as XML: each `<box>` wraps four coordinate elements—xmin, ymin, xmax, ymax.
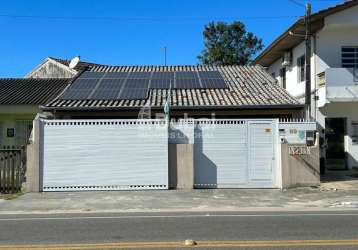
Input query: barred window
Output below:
<box><xmin>279</xmin><ymin>68</ymin><xmax>286</xmax><ymax>89</ymax></box>
<box><xmin>297</xmin><ymin>55</ymin><xmax>305</xmax><ymax>83</ymax></box>
<box><xmin>342</xmin><ymin>47</ymin><xmax>358</xmax><ymax>68</ymax></box>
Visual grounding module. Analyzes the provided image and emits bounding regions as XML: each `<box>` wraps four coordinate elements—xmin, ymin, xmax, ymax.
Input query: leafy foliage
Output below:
<box><xmin>198</xmin><ymin>21</ymin><xmax>264</xmax><ymax>65</ymax></box>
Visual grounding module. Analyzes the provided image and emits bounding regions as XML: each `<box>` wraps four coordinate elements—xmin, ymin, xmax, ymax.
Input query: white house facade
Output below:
<box><xmin>254</xmin><ymin>0</ymin><xmax>358</xmax><ymax>170</ymax></box>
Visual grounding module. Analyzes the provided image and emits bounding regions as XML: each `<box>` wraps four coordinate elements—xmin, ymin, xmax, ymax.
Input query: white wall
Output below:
<box><xmin>316</xmin><ymin>5</ymin><xmax>358</xmax><ymax>74</ymax></box>
<box><xmin>267</xmin><ymin>6</ymin><xmax>358</xmax><ymax>114</ymax></box>
<box><xmin>267</xmin><ymin>42</ymin><xmax>307</xmax><ymax>99</ymax></box>
<box><xmin>267</xmin><ymin>59</ymin><xmax>282</xmax><ymax>87</ymax></box>
<box><xmin>268</xmin><ymin>5</ymin><xmax>358</xmax><ymax>98</ymax></box>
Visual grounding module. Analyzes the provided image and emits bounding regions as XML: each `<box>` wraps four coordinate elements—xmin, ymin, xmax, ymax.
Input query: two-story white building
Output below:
<box><xmin>254</xmin><ymin>0</ymin><xmax>358</xmax><ymax>171</ymax></box>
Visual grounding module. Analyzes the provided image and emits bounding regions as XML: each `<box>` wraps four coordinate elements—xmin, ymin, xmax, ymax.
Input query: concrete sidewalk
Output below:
<box><xmin>1</xmin><ymin>187</ymin><xmax>358</xmax><ymax>214</ymax></box>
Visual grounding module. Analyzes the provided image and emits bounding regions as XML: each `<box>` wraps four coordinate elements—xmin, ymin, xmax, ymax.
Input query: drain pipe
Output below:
<box><xmin>313</xmin><ymin>34</ymin><xmax>317</xmax><ymax>121</ymax></box>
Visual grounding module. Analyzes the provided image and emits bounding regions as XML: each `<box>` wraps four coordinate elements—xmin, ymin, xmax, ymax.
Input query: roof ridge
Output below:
<box><xmin>48</xmin><ymin>57</ymin><xmax>250</xmax><ymax>69</ymax></box>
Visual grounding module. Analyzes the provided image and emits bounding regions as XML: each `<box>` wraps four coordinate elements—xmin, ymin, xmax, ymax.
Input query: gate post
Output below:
<box><xmin>168</xmin><ymin>120</ymin><xmax>194</xmax><ymax>189</ymax></box>
<box><xmin>25</xmin><ymin>116</ymin><xmax>41</xmax><ymax>192</ymax></box>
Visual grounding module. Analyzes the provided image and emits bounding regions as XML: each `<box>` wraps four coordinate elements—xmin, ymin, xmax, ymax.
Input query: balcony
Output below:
<box><xmin>317</xmin><ymin>68</ymin><xmax>358</xmax><ymax>107</ymax></box>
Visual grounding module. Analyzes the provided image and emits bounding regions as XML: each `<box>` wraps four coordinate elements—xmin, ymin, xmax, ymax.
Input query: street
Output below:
<box><xmin>1</xmin><ymin>211</ymin><xmax>358</xmax><ymax>249</ymax></box>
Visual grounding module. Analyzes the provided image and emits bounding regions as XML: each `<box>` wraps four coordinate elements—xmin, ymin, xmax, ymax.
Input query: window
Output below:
<box><xmin>342</xmin><ymin>47</ymin><xmax>358</xmax><ymax>68</ymax></box>
<box><xmin>297</xmin><ymin>55</ymin><xmax>305</xmax><ymax>83</ymax></box>
<box><xmin>279</xmin><ymin>68</ymin><xmax>286</xmax><ymax>89</ymax></box>
<box><xmin>15</xmin><ymin>120</ymin><xmax>33</xmax><ymax>146</ymax></box>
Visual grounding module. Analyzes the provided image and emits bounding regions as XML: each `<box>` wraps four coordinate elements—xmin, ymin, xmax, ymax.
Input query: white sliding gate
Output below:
<box><xmin>40</xmin><ymin>119</ymin><xmax>168</xmax><ymax>191</ymax></box>
<box><xmin>194</xmin><ymin>119</ymin><xmax>278</xmax><ymax>188</ymax></box>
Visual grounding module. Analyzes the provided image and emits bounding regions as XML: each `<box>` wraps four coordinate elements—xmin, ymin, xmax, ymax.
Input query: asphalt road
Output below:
<box><xmin>1</xmin><ymin>211</ymin><xmax>358</xmax><ymax>249</ymax></box>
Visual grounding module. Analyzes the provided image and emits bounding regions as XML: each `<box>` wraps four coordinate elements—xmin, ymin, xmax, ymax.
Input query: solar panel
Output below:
<box><xmin>90</xmin><ymin>79</ymin><xmax>125</xmax><ymax>100</ymax></box>
<box><xmin>150</xmin><ymin>72</ymin><xmax>174</xmax><ymax>89</ymax></box>
<box><xmin>201</xmin><ymin>78</ymin><xmax>227</xmax><ymax>89</ymax></box>
<box><xmin>61</xmin><ymin>70</ymin><xmax>229</xmax><ymax>100</ymax></box>
<box><xmin>198</xmin><ymin>71</ymin><xmax>228</xmax><ymax>89</ymax></box>
<box><xmin>198</xmin><ymin>71</ymin><xmax>222</xmax><ymax>79</ymax></box>
<box><xmin>78</xmin><ymin>72</ymin><xmax>105</xmax><ymax>79</ymax></box>
<box><xmin>174</xmin><ymin>71</ymin><xmax>201</xmax><ymax>88</ymax></box>
<box><xmin>118</xmin><ymin>79</ymin><xmax>149</xmax><ymax>100</ymax></box>
<box><xmin>150</xmin><ymin>78</ymin><xmax>172</xmax><ymax>89</ymax></box>
<box><xmin>128</xmin><ymin>72</ymin><xmax>151</xmax><ymax>79</ymax></box>
<box><xmin>125</xmin><ymin>78</ymin><xmax>149</xmax><ymax>88</ymax></box>
<box><xmin>103</xmin><ymin>72</ymin><xmax>129</xmax><ymax>79</ymax></box>
<box><xmin>175</xmin><ymin>78</ymin><xmax>201</xmax><ymax>89</ymax></box>
<box><xmin>61</xmin><ymin>79</ymin><xmax>99</xmax><ymax>100</ymax></box>
<box><xmin>152</xmin><ymin>72</ymin><xmax>174</xmax><ymax>79</ymax></box>
<box><xmin>119</xmin><ymin>88</ymin><xmax>148</xmax><ymax>100</ymax></box>
<box><xmin>176</xmin><ymin>71</ymin><xmax>197</xmax><ymax>78</ymax></box>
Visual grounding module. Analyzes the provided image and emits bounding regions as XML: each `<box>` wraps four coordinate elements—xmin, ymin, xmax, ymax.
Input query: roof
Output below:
<box><xmin>253</xmin><ymin>0</ymin><xmax>358</xmax><ymax>67</ymax></box>
<box><xmin>43</xmin><ymin>65</ymin><xmax>302</xmax><ymax>111</ymax></box>
<box><xmin>49</xmin><ymin>57</ymin><xmax>106</xmax><ymax>71</ymax></box>
<box><xmin>0</xmin><ymin>78</ymin><xmax>70</xmax><ymax>105</ymax></box>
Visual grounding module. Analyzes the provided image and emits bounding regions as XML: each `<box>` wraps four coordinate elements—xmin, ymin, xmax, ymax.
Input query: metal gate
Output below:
<box><xmin>194</xmin><ymin>119</ymin><xmax>278</xmax><ymax>188</ymax></box>
<box><xmin>40</xmin><ymin>119</ymin><xmax>168</xmax><ymax>191</ymax></box>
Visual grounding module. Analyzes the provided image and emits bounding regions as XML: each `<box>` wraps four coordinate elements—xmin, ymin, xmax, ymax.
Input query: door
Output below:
<box><xmin>194</xmin><ymin>119</ymin><xmax>277</xmax><ymax>188</ymax></box>
<box><xmin>325</xmin><ymin>118</ymin><xmax>347</xmax><ymax>170</ymax></box>
<box><xmin>248</xmin><ymin>121</ymin><xmax>275</xmax><ymax>187</ymax></box>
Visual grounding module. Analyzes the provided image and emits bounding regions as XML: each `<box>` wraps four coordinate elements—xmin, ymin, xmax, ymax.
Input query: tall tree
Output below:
<box><xmin>198</xmin><ymin>21</ymin><xmax>263</xmax><ymax>65</ymax></box>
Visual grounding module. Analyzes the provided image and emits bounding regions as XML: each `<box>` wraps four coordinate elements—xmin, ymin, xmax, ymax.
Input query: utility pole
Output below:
<box><xmin>305</xmin><ymin>2</ymin><xmax>311</xmax><ymax>120</ymax></box>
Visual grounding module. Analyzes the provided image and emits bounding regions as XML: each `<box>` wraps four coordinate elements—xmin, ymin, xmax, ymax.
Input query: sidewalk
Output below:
<box><xmin>2</xmin><ymin>170</ymin><xmax>358</xmax><ymax>214</ymax></box>
<box><xmin>1</xmin><ymin>187</ymin><xmax>358</xmax><ymax>214</ymax></box>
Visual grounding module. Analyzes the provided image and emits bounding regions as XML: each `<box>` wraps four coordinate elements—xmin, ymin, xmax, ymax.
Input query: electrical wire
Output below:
<box><xmin>288</xmin><ymin>0</ymin><xmax>306</xmax><ymax>7</ymax></box>
<box><xmin>0</xmin><ymin>14</ymin><xmax>300</xmax><ymax>22</ymax></box>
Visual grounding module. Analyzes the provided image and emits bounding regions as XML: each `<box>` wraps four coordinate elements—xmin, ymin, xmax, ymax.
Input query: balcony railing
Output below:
<box><xmin>317</xmin><ymin>68</ymin><xmax>358</xmax><ymax>106</ymax></box>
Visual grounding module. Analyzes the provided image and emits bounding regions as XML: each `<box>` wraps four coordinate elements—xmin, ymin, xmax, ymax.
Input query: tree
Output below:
<box><xmin>198</xmin><ymin>21</ymin><xmax>263</xmax><ymax>65</ymax></box>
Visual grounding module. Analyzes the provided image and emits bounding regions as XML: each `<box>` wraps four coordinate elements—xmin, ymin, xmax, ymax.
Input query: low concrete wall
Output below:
<box><xmin>281</xmin><ymin>142</ymin><xmax>320</xmax><ymax>188</ymax></box>
<box><xmin>169</xmin><ymin>144</ymin><xmax>194</xmax><ymax>189</ymax></box>
<box><xmin>25</xmin><ymin>117</ymin><xmax>40</xmax><ymax>192</ymax></box>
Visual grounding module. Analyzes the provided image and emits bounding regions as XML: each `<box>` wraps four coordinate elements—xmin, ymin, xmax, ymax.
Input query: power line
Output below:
<box><xmin>0</xmin><ymin>14</ymin><xmax>300</xmax><ymax>22</ymax></box>
<box><xmin>288</xmin><ymin>0</ymin><xmax>306</xmax><ymax>8</ymax></box>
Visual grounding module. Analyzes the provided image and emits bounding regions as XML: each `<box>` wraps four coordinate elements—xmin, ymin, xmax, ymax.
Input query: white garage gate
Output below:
<box><xmin>194</xmin><ymin>119</ymin><xmax>278</xmax><ymax>188</ymax></box>
<box><xmin>40</xmin><ymin>119</ymin><xmax>168</xmax><ymax>191</ymax></box>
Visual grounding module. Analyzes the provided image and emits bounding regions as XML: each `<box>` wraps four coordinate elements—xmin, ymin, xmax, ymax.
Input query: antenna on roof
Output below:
<box><xmin>161</xmin><ymin>47</ymin><xmax>167</xmax><ymax>66</ymax></box>
<box><xmin>69</xmin><ymin>56</ymin><xmax>80</xmax><ymax>69</ymax></box>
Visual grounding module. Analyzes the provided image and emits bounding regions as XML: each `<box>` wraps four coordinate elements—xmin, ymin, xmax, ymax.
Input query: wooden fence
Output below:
<box><xmin>0</xmin><ymin>146</ymin><xmax>26</xmax><ymax>194</ymax></box>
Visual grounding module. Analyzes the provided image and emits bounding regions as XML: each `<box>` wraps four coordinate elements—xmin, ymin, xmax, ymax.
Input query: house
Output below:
<box><xmin>0</xmin><ymin>56</ymin><xmax>104</xmax><ymax>147</ymax></box>
<box><xmin>0</xmin><ymin>78</ymin><xmax>70</xmax><ymax>147</ymax></box>
<box><xmin>26</xmin><ymin>57</ymin><xmax>101</xmax><ymax>79</ymax></box>
<box><xmin>40</xmin><ymin>64</ymin><xmax>303</xmax><ymax>119</ymax></box>
<box><xmin>253</xmin><ymin>0</ymin><xmax>358</xmax><ymax>170</ymax></box>
<box><xmin>24</xmin><ymin>60</ymin><xmax>320</xmax><ymax>192</ymax></box>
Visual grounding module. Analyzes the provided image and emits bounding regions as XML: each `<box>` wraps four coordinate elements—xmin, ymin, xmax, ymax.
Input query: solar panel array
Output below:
<box><xmin>60</xmin><ymin>71</ymin><xmax>228</xmax><ymax>100</ymax></box>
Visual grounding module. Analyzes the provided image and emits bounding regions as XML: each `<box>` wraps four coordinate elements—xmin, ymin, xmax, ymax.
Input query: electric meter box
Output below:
<box><xmin>279</xmin><ymin>122</ymin><xmax>317</xmax><ymax>144</ymax></box>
